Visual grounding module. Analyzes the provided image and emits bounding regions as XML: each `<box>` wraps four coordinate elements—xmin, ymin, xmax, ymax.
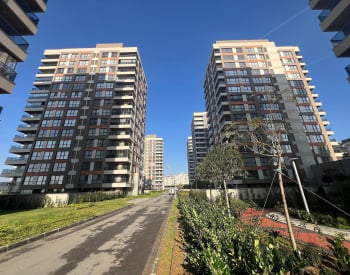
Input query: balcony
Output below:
<box><xmin>1</xmin><ymin>168</ymin><xmax>25</xmax><ymax>177</ymax></box>
<box><xmin>9</xmin><ymin>144</ymin><xmax>32</xmax><ymax>153</ymax></box>
<box><xmin>0</xmin><ymin>17</ymin><xmax>29</xmax><ymax>51</ymax></box>
<box><xmin>21</xmin><ymin>113</ymin><xmax>41</xmax><ymax>121</ymax></box>
<box><xmin>0</xmin><ymin>60</ymin><xmax>17</xmax><ymax>84</ymax></box>
<box><xmin>17</xmin><ymin>123</ymin><xmax>38</xmax><ymax>132</ymax></box>
<box><xmin>5</xmin><ymin>156</ymin><xmax>29</xmax><ymax>165</ymax></box>
<box><xmin>13</xmin><ymin>134</ymin><xmax>35</xmax><ymax>142</ymax></box>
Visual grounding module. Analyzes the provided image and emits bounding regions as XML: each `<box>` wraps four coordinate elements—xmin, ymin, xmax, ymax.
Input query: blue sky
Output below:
<box><xmin>0</xmin><ymin>1</ymin><xmax>349</xmax><ymax>176</ymax></box>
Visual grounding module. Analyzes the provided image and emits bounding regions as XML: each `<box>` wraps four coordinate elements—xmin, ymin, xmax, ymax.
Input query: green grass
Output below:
<box><xmin>0</xmin><ymin>192</ymin><xmax>162</xmax><ymax>247</ymax></box>
<box><xmin>156</xmin><ymin>197</ymin><xmax>180</xmax><ymax>274</ymax></box>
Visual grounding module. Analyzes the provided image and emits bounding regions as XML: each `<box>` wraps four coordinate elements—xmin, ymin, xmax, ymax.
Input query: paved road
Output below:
<box><xmin>0</xmin><ymin>194</ymin><xmax>172</xmax><ymax>275</ymax></box>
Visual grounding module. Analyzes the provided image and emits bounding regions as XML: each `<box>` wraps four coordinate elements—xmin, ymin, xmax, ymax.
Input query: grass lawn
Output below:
<box><xmin>0</xmin><ymin>192</ymin><xmax>161</xmax><ymax>247</ymax></box>
<box><xmin>156</xmin><ymin>197</ymin><xmax>185</xmax><ymax>274</ymax></box>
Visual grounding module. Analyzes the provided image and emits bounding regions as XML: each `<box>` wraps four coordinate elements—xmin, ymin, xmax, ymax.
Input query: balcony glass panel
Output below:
<box><xmin>0</xmin><ymin>61</ymin><xmax>17</xmax><ymax>82</ymax></box>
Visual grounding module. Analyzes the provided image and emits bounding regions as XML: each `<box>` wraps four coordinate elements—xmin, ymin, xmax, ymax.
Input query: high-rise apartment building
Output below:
<box><xmin>143</xmin><ymin>134</ymin><xmax>164</xmax><ymax>190</ymax></box>
<box><xmin>0</xmin><ymin>0</ymin><xmax>47</xmax><ymax>94</ymax></box>
<box><xmin>190</xmin><ymin>112</ymin><xmax>209</xmax><ymax>179</ymax></box>
<box><xmin>187</xmin><ymin>136</ymin><xmax>195</xmax><ymax>184</ymax></box>
<box><xmin>309</xmin><ymin>0</ymin><xmax>350</xmax><ymax>82</ymax></box>
<box><xmin>204</xmin><ymin>40</ymin><xmax>336</xmax><ymax>184</ymax></box>
<box><xmin>1</xmin><ymin>43</ymin><xmax>147</xmax><ymax>195</ymax></box>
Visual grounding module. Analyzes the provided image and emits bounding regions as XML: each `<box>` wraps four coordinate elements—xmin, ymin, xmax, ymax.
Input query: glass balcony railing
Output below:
<box><xmin>318</xmin><ymin>9</ymin><xmax>330</xmax><ymax>23</ymax></box>
<box><xmin>0</xmin><ymin>18</ymin><xmax>29</xmax><ymax>51</ymax></box>
<box><xmin>346</xmin><ymin>65</ymin><xmax>350</xmax><ymax>76</ymax></box>
<box><xmin>331</xmin><ymin>31</ymin><xmax>345</xmax><ymax>47</ymax></box>
<box><xmin>15</xmin><ymin>0</ymin><xmax>40</xmax><ymax>26</ymax></box>
<box><xmin>0</xmin><ymin>61</ymin><xmax>17</xmax><ymax>82</ymax></box>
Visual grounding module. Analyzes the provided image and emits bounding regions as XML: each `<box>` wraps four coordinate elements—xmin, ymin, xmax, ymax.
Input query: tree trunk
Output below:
<box><xmin>223</xmin><ymin>179</ymin><xmax>231</xmax><ymax>217</ymax></box>
<box><xmin>277</xmin><ymin>160</ymin><xmax>297</xmax><ymax>251</ymax></box>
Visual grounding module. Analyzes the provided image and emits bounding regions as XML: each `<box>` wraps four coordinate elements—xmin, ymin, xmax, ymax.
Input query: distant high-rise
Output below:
<box><xmin>189</xmin><ymin>112</ymin><xmax>209</xmax><ymax>180</ymax></box>
<box><xmin>143</xmin><ymin>134</ymin><xmax>164</xmax><ymax>190</ymax></box>
<box><xmin>187</xmin><ymin>136</ymin><xmax>195</xmax><ymax>184</ymax></box>
<box><xmin>309</xmin><ymin>0</ymin><xmax>350</xmax><ymax>82</ymax></box>
<box><xmin>204</xmin><ymin>40</ymin><xmax>336</xmax><ymax>184</ymax></box>
<box><xmin>1</xmin><ymin>43</ymin><xmax>147</xmax><ymax>195</ymax></box>
<box><xmin>0</xmin><ymin>0</ymin><xmax>48</xmax><ymax>94</ymax></box>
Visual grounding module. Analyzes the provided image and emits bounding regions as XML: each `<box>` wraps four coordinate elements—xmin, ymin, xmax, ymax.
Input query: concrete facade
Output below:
<box><xmin>203</xmin><ymin>39</ymin><xmax>336</xmax><ymax>186</ymax></box>
<box><xmin>1</xmin><ymin>43</ymin><xmax>147</xmax><ymax>195</ymax></box>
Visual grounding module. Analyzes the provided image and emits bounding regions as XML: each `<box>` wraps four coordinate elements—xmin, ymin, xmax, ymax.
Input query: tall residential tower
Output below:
<box><xmin>204</xmin><ymin>40</ymin><xmax>336</xmax><ymax>185</ymax></box>
<box><xmin>2</xmin><ymin>43</ymin><xmax>147</xmax><ymax>195</ymax></box>
<box><xmin>143</xmin><ymin>134</ymin><xmax>164</xmax><ymax>190</ymax></box>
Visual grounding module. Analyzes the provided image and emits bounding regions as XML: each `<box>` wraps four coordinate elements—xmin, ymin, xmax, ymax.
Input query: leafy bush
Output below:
<box><xmin>177</xmin><ymin>194</ymin><xmax>322</xmax><ymax>274</ymax></box>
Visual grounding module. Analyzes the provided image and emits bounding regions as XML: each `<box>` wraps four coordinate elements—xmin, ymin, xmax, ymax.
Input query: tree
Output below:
<box><xmin>224</xmin><ymin>90</ymin><xmax>298</xmax><ymax>251</ymax></box>
<box><xmin>197</xmin><ymin>143</ymin><xmax>244</xmax><ymax>217</ymax></box>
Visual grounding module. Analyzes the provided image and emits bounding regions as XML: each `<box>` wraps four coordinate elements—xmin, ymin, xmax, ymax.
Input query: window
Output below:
<box><xmin>282</xmin><ymin>145</ymin><xmax>292</xmax><ymax>153</ymax></box>
<box><xmin>98</xmin><ymin>128</ymin><xmax>108</xmax><ymax>136</ymax></box>
<box><xmin>50</xmin><ymin>175</ymin><xmax>64</xmax><ymax>185</ymax></box>
<box><xmin>35</xmin><ymin>176</ymin><xmax>46</xmax><ymax>185</ymax></box>
<box><xmin>73</xmin><ymin>83</ymin><xmax>85</xmax><ymax>89</ymax></box>
<box><xmin>88</xmin><ymin>129</ymin><xmax>96</xmax><ymax>136</ymax></box>
<box><xmin>224</xmin><ymin>62</ymin><xmax>235</xmax><ymax>68</ymax></box>
<box><xmin>281</xmin><ymin>133</ymin><xmax>289</xmax><ymax>141</ymax></box>
<box><xmin>75</xmin><ymin>75</ymin><xmax>86</xmax><ymax>81</ymax></box>
<box><xmin>244</xmin><ymin>157</ymin><xmax>256</xmax><ymax>166</ymax></box>
<box><xmin>95</xmin><ymin>150</ymin><xmax>105</xmax><ymax>158</ymax></box>
<box><xmin>47</xmin><ymin>140</ymin><xmax>56</xmax><ymax>148</ymax></box>
<box><xmin>67</xmin><ymin>109</ymin><xmax>78</xmax><ymax>116</ymax></box>
<box><xmin>221</xmin><ymin>48</ymin><xmax>232</xmax><ymax>53</ymax></box>
<box><xmin>231</xmin><ymin>104</ymin><xmax>244</xmax><ymax>112</ymax></box>
<box><xmin>84</xmin><ymin>150</ymin><xmax>93</xmax><ymax>158</ymax></box>
<box><xmin>59</xmin><ymin>140</ymin><xmax>72</xmax><ymax>148</ymax></box>
<box><xmin>24</xmin><ymin>176</ymin><xmax>35</xmax><ymax>185</ymax></box>
<box><xmin>62</xmin><ymin>129</ymin><xmax>74</xmax><ymax>137</ymax></box>
<box><xmin>227</xmin><ymin>78</ymin><xmax>239</xmax><ymax>84</ymax></box>
<box><xmin>227</xmin><ymin>86</ymin><xmax>241</xmax><ymax>93</ymax></box>
<box><xmin>69</xmin><ymin>101</ymin><xmax>80</xmax><ymax>107</ymax></box>
<box><xmin>77</xmin><ymin>68</ymin><xmax>87</xmax><ymax>73</ymax></box>
<box><xmin>303</xmin><ymin>115</ymin><xmax>317</xmax><ymax>122</ymax></box>
<box><xmin>62</xmin><ymin>83</ymin><xmax>71</xmax><ymax>90</ymax></box>
<box><xmin>248</xmin><ymin>104</ymin><xmax>256</xmax><ymax>111</ymax></box>
<box><xmin>64</xmin><ymin>119</ymin><xmax>76</xmax><ymax>126</ymax></box>
<box><xmin>53</xmin><ymin>163</ymin><xmax>66</xmax><ymax>172</ymax></box>
<box><xmin>311</xmin><ymin>135</ymin><xmax>325</xmax><ymax>143</ymax></box>
<box><xmin>230</xmin><ymin>95</ymin><xmax>243</xmax><ymax>101</ymax></box>
<box><xmin>71</xmin><ymin>91</ymin><xmax>82</xmax><ymax>98</ymax></box>
<box><xmin>56</xmin><ymin>151</ymin><xmax>69</xmax><ymax>159</ymax></box>
<box><xmin>43</xmin><ymin>152</ymin><xmax>53</xmax><ymax>160</ymax></box>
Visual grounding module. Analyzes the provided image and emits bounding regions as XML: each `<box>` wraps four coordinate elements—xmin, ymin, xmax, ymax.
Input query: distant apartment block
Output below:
<box><xmin>204</xmin><ymin>40</ymin><xmax>336</xmax><ymax>185</ymax></box>
<box><xmin>164</xmin><ymin>172</ymin><xmax>189</xmax><ymax>188</ymax></box>
<box><xmin>187</xmin><ymin>136</ymin><xmax>195</xmax><ymax>183</ymax></box>
<box><xmin>309</xmin><ymin>0</ymin><xmax>350</xmax><ymax>82</ymax></box>
<box><xmin>0</xmin><ymin>0</ymin><xmax>48</xmax><ymax>94</ymax></box>
<box><xmin>143</xmin><ymin>134</ymin><xmax>164</xmax><ymax>190</ymax></box>
<box><xmin>1</xmin><ymin>43</ymin><xmax>147</xmax><ymax>195</ymax></box>
<box><xmin>190</xmin><ymin>112</ymin><xmax>209</xmax><ymax>180</ymax></box>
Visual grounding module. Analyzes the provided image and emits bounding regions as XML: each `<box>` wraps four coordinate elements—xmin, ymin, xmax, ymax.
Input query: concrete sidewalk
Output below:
<box><xmin>266</xmin><ymin>212</ymin><xmax>350</xmax><ymax>241</ymax></box>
